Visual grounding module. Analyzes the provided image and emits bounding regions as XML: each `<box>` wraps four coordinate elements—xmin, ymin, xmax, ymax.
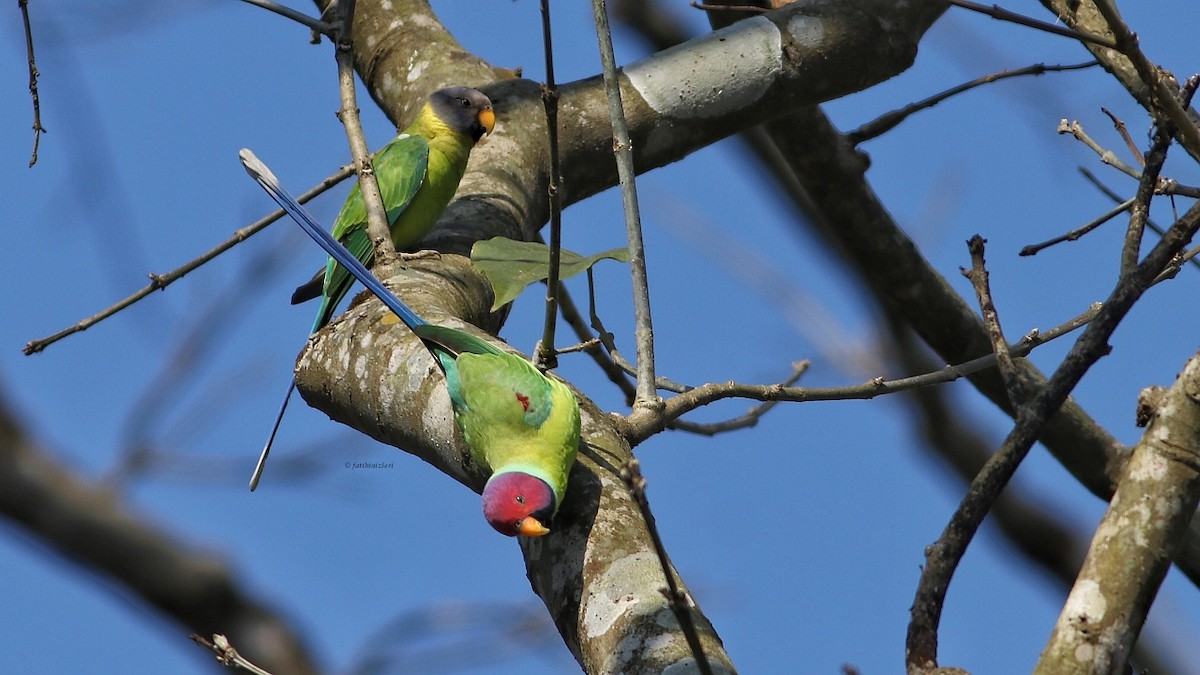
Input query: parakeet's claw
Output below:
<box><xmin>517</xmin><ymin>517</ymin><xmax>551</xmax><ymax>537</ymax></box>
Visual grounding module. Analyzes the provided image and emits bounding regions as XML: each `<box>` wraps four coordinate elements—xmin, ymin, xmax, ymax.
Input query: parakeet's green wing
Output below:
<box><xmin>374</xmin><ymin>135</ymin><xmax>433</xmax><ymax>227</ymax></box>
<box><xmin>329</xmin><ymin>134</ymin><xmax>430</xmax><ymax>241</ymax></box>
<box><xmin>413</xmin><ymin>324</ymin><xmax>555</xmax><ymax>426</ymax></box>
<box><xmin>313</xmin><ymin>226</ymin><xmax>376</xmax><ymax>327</ymax></box>
<box><xmin>314</xmin><ymin>135</ymin><xmax>431</xmax><ymax>325</ymax></box>
<box><xmin>455</xmin><ymin>353</ymin><xmax>556</xmax><ymax>425</ymax></box>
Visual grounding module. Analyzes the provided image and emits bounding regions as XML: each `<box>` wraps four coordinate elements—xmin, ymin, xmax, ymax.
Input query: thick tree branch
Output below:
<box><xmin>293</xmin><ymin>256</ymin><xmax>735</xmax><ymax>673</ymax></box>
<box><xmin>316</xmin><ymin>0</ymin><xmax>948</xmax><ymax>257</ymax></box>
<box><xmin>1035</xmin><ymin>348</ymin><xmax>1200</xmax><ymax>674</ymax></box>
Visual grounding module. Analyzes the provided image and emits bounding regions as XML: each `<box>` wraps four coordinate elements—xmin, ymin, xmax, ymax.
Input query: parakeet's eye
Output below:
<box><xmin>457</xmin><ymin>97</ymin><xmax>471</xmax><ymax>107</ymax></box>
<box><xmin>515</xmin><ymin>494</ymin><xmax>526</xmax><ymax>504</ymax></box>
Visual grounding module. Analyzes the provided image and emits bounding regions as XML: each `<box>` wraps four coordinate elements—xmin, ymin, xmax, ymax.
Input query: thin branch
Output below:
<box><xmin>1057</xmin><ymin>118</ymin><xmax>1142</xmax><ymax>179</ymax></box>
<box><xmin>191</xmin><ymin>634</ymin><xmax>275</xmax><ymax>675</ymax></box>
<box><xmin>535</xmin><ymin>0</ymin><xmax>565</xmax><ymax>370</ymax></box>
<box><xmin>556</xmin><ymin>278</ymin><xmax>637</xmax><ymax>403</ymax></box>
<box><xmin>1120</xmin><ymin>114</ymin><xmax>1174</xmax><ymax>277</ymax></box>
<box><xmin>590</xmin><ymin>0</ymin><xmax>660</xmax><ymax>412</ymax></box>
<box><xmin>23</xmin><ymin>165</ymin><xmax>355</xmax><ymax>355</ymax></box>
<box><xmin>946</xmin><ymin>0</ymin><xmax>1117</xmax><ymax>49</ymax></box>
<box><xmin>1059</xmin><ymin>114</ymin><xmax>1200</xmax><ymax>200</ymax></box>
<box><xmin>20</xmin><ymin>0</ymin><xmax>44</xmax><ymax>167</ymax></box>
<box><xmin>668</xmin><ymin>361</ymin><xmax>809</xmax><ymax>436</ymax></box>
<box><xmin>333</xmin><ymin>0</ymin><xmax>395</xmax><ymax>261</ymax></box>
<box><xmin>1152</xmin><ymin>244</ymin><xmax>1200</xmax><ymax>284</ymax></box>
<box><xmin>1089</xmin><ymin>0</ymin><xmax>1200</xmax><ymax>161</ymax></box>
<box><xmin>848</xmin><ymin>61</ymin><xmax>1098</xmax><ymax>144</ymax></box>
<box><xmin>620</xmin><ymin>459</ymin><xmax>714</xmax><ymax>675</ymax></box>
<box><xmin>1079</xmin><ymin>167</ymin><xmax>1200</xmax><ymax>274</ymax></box>
<box><xmin>1100</xmin><ymin>106</ymin><xmax>1144</xmax><ymax>167</ymax></box>
<box><xmin>962</xmin><ymin>235</ymin><xmax>1024</xmax><ymax>408</ymax></box>
<box><xmin>1019</xmin><ymin>197</ymin><xmax>1135</xmax><ymax>256</ymax></box>
<box><xmin>625</xmin><ymin>299</ymin><xmax>1103</xmax><ymax>446</ymax></box>
<box><xmin>906</xmin><ymin>199</ymin><xmax>1200</xmax><ymax>673</ymax></box>
<box><xmin>237</xmin><ymin>0</ymin><xmax>334</xmax><ymax>35</ymax></box>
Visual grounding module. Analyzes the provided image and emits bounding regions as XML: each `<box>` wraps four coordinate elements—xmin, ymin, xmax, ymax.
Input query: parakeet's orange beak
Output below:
<box><xmin>478</xmin><ymin>107</ymin><xmax>496</xmax><ymax>136</ymax></box>
<box><xmin>517</xmin><ymin>517</ymin><xmax>550</xmax><ymax>537</ymax></box>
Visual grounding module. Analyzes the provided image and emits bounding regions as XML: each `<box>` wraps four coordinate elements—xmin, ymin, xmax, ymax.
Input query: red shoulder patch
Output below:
<box><xmin>515</xmin><ymin>392</ymin><xmax>530</xmax><ymax>412</ymax></box>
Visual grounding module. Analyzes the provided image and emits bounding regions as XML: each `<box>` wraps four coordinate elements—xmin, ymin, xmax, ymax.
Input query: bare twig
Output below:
<box><xmin>590</xmin><ymin>0</ymin><xmax>660</xmax><ymax>413</ymax></box>
<box><xmin>1059</xmin><ymin>116</ymin><xmax>1200</xmax><ymax>199</ymax></box>
<box><xmin>191</xmin><ymin>634</ymin><xmax>275</xmax><ymax>675</ymax></box>
<box><xmin>1120</xmin><ymin>115</ymin><xmax>1174</xmax><ymax>277</ymax></box>
<box><xmin>556</xmin><ymin>278</ymin><xmax>637</xmax><ymax>403</ymax></box>
<box><xmin>20</xmin><ymin>0</ymin><xmax>44</xmax><ymax>167</ymax></box>
<box><xmin>237</xmin><ymin>0</ymin><xmax>334</xmax><ymax>35</ymax></box>
<box><xmin>23</xmin><ymin>165</ymin><xmax>355</xmax><ymax>355</ymax></box>
<box><xmin>1089</xmin><ymin>0</ymin><xmax>1200</xmax><ymax>161</ymax></box>
<box><xmin>669</xmin><ymin>361</ymin><xmax>809</xmax><ymax>436</ymax></box>
<box><xmin>848</xmin><ymin>61</ymin><xmax>1098</xmax><ymax>144</ymax></box>
<box><xmin>906</xmin><ymin>199</ymin><xmax>1200</xmax><ymax>672</ymax></box>
<box><xmin>962</xmin><ymin>236</ymin><xmax>1024</xmax><ymax>408</ymax></box>
<box><xmin>620</xmin><ymin>459</ymin><xmax>714</xmax><ymax>675</ymax></box>
<box><xmin>1100</xmin><ymin>106</ymin><xmax>1143</xmax><ymax>167</ymax></box>
<box><xmin>535</xmin><ymin>0</ymin><xmax>565</xmax><ymax>370</ymax></box>
<box><xmin>1058</xmin><ymin>118</ymin><xmax>1142</xmax><ymax>179</ymax></box>
<box><xmin>1019</xmin><ymin>197</ymin><xmax>1135</xmax><ymax>256</ymax></box>
<box><xmin>625</xmin><ymin>299</ymin><xmax>1104</xmax><ymax>446</ymax></box>
<box><xmin>946</xmin><ymin>0</ymin><xmax>1117</xmax><ymax>49</ymax></box>
<box><xmin>333</xmin><ymin>0</ymin><xmax>394</xmax><ymax>262</ymax></box>
<box><xmin>1078</xmin><ymin>167</ymin><xmax>1200</xmax><ymax>274</ymax></box>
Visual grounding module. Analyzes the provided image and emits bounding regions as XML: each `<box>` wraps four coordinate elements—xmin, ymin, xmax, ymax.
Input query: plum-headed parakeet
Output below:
<box><xmin>253</xmin><ymin>86</ymin><xmax>496</xmax><ymax>490</ymax></box>
<box><xmin>241</xmin><ymin>149</ymin><xmax>581</xmax><ymax>537</ymax></box>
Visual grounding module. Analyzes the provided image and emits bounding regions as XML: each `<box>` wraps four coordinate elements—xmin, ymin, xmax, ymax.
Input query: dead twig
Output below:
<box><xmin>20</xmin><ymin>0</ymin><xmax>45</xmax><ymax>167</ymax></box>
<box><xmin>946</xmin><ymin>0</ymin><xmax>1116</xmax><ymax>49</ymax></box>
<box><xmin>23</xmin><ymin>165</ymin><xmax>355</xmax><ymax>355</ymax></box>
<box><xmin>849</xmin><ymin>61</ymin><xmax>1097</xmax><ymax>144</ymax></box>
<box><xmin>620</xmin><ymin>459</ymin><xmax>714</xmax><ymax>675</ymax></box>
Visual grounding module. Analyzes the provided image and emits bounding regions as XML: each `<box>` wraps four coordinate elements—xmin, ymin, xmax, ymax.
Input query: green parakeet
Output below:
<box><xmin>253</xmin><ymin>86</ymin><xmax>496</xmax><ymax>491</ymax></box>
<box><xmin>241</xmin><ymin>149</ymin><xmax>581</xmax><ymax>536</ymax></box>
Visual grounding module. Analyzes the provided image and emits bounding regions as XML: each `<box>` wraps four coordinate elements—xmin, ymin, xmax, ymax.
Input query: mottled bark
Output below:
<box><xmin>1036</xmin><ymin>350</ymin><xmax>1200</xmax><ymax>674</ymax></box>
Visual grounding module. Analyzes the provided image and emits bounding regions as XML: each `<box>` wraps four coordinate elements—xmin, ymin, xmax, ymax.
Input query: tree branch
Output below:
<box><xmin>293</xmin><ymin>257</ymin><xmax>736</xmax><ymax>673</ymax></box>
<box><xmin>23</xmin><ymin>165</ymin><xmax>355</xmax><ymax>355</ymax></box>
<box><xmin>907</xmin><ymin>198</ymin><xmax>1200</xmax><ymax>673</ymax></box>
<box><xmin>334</xmin><ymin>0</ymin><xmax>395</xmax><ymax>260</ymax></box>
<box><xmin>1035</xmin><ymin>348</ymin><xmax>1200</xmax><ymax>673</ymax></box>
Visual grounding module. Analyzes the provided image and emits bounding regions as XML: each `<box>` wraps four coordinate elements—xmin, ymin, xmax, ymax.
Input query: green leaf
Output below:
<box><xmin>471</xmin><ymin>237</ymin><xmax>631</xmax><ymax>310</ymax></box>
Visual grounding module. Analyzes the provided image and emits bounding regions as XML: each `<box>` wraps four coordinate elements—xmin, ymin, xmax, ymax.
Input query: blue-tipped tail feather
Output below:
<box><xmin>239</xmin><ymin>148</ymin><xmax>431</xmax><ymax>490</ymax></box>
<box><xmin>238</xmin><ymin>149</ymin><xmax>427</xmax><ymax>330</ymax></box>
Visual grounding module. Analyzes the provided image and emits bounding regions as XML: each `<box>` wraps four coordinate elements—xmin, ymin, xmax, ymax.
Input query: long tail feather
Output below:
<box><xmin>250</xmin><ymin>379</ymin><xmax>295</xmax><ymax>491</ymax></box>
<box><xmin>239</xmin><ymin>149</ymin><xmax>427</xmax><ymax>329</ymax></box>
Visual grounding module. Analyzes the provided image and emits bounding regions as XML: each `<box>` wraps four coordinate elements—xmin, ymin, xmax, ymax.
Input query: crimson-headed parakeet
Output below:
<box><xmin>242</xmin><ymin>149</ymin><xmax>581</xmax><ymax>537</ymax></box>
<box><xmin>253</xmin><ymin>86</ymin><xmax>496</xmax><ymax>490</ymax></box>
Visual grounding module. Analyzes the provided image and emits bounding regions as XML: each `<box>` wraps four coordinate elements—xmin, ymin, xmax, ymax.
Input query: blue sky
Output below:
<box><xmin>2</xmin><ymin>1</ymin><xmax>1199</xmax><ymax>673</ymax></box>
